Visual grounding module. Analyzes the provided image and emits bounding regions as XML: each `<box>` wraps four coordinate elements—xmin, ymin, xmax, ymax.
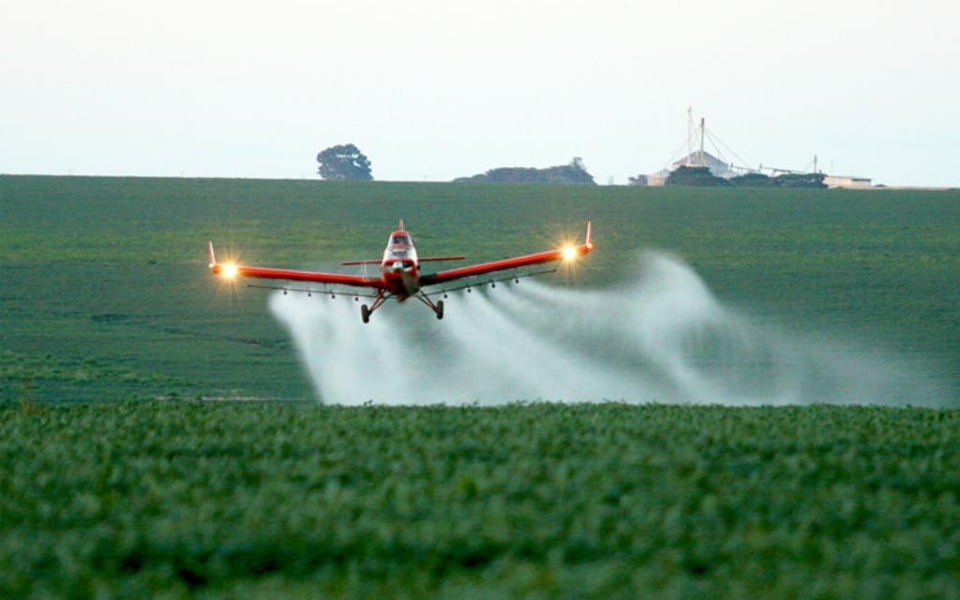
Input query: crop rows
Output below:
<box><xmin>1</xmin><ymin>401</ymin><xmax>957</xmax><ymax>597</ymax></box>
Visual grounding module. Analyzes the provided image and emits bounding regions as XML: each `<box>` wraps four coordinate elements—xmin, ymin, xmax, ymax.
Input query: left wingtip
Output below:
<box><xmin>207</xmin><ymin>241</ymin><xmax>217</xmax><ymax>269</ymax></box>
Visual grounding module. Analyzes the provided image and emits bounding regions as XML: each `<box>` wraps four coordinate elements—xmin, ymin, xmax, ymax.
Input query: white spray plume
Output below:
<box><xmin>269</xmin><ymin>252</ymin><xmax>950</xmax><ymax>406</ymax></box>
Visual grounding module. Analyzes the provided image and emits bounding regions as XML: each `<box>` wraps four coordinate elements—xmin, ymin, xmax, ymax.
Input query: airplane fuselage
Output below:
<box><xmin>380</xmin><ymin>228</ymin><xmax>420</xmax><ymax>299</ymax></box>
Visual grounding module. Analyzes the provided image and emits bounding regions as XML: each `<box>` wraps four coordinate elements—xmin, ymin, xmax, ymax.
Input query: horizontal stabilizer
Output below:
<box><xmin>419</xmin><ymin>256</ymin><xmax>466</xmax><ymax>263</ymax></box>
<box><xmin>341</xmin><ymin>256</ymin><xmax>465</xmax><ymax>266</ymax></box>
<box><xmin>341</xmin><ymin>259</ymin><xmax>382</xmax><ymax>266</ymax></box>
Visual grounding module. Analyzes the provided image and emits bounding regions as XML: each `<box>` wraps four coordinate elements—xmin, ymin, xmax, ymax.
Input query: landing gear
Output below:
<box><xmin>360</xmin><ymin>291</ymin><xmax>444</xmax><ymax>322</ymax></box>
<box><xmin>415</xmin><ymin>293</ymin><xmax>444</xmax><ymax>320</ymax></box>
<box><xmin>360</xmin><ymin>290</ymin><xmax>388</xmax><ymax>324</ymax></box>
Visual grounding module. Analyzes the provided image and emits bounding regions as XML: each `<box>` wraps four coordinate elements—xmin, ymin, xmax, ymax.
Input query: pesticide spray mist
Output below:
<box><xmin>269</xmin><ymin>252</ymin><xmax>949</xmax><ymax>406</ymax></box>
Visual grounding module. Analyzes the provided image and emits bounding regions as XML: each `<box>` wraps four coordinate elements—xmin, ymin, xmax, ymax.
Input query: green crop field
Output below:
<box><xmin>1</xmin><ymin>176</ymin><xmax>959</xmax><ymax>596</ymax></box>
<box><xmin>2</xmin><ymin>175</ymin><xmax>958</xmax><ymax>403</ymax></box>
<box><xmin>1</xmin><ymin>401</ymin><xmax>958</xmax><ymax>598</ymax></box>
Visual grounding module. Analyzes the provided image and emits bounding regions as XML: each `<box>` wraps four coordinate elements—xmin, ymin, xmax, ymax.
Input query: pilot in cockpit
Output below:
<box><xmin>391</xmin><ymin>235</ymin><xmax>410</xmax><ymax>245</ymax></box>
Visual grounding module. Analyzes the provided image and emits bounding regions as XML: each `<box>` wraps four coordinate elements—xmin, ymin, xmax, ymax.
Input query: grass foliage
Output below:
<box><xmin>1</xmin><ymin>175</ymin><xmax>958</xmax><ymax>403</ymax></box>
<box><xmin>1</xmin><ymin>401</ymin><xmax>957</xmax><ymax>598</ymax></box>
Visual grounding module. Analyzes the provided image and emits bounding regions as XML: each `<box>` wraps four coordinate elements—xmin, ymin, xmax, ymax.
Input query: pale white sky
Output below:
<box><xmin>2</xmin><ymin>0</ymin><xmax>957</xmax><ymax>186</ymax></box>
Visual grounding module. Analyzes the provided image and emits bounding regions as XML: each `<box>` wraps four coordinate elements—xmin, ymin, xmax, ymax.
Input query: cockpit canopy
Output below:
<box><xmin>383</xmin><ymin>231</ymin><xmax>418</xmax><ymax>265</ymax></box>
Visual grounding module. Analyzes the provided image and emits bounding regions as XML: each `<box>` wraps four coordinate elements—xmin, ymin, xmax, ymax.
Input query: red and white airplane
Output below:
<box><xmin>208</xmin><ymin>220</ymin><xmax>594</xmax><ymax>323</ymax></box>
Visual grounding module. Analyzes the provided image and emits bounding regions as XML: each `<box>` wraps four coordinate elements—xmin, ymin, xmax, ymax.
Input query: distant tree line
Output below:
<box><xmin>315</xmin><ymin>147</ymin><xmax>600</xmax><ymax>186</ymax></box>
<box><xmin>454</xmin><ymin>158</ymin><xmax>596</xmax><ymax>185</ymax></box>
<box><xmin>665</xmin><ymin>166</ymin><xmax>826</xmax><ymax>188</ymax></box>
<box><xmin>732</xmin><ymin>172</ymin><xmax>827</xmax><ymax>188</ymax></box>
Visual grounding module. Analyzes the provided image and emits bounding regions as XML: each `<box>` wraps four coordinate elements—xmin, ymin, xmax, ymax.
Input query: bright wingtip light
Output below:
<box><xmin>562</xmin><ymin>245</ymin><xmax>578</xmax><ymax>261</ymax></box>
<box><xmin>222</xmin><ymin>263</ymin><xmax>239</xmax><ymax>279</ymax></box>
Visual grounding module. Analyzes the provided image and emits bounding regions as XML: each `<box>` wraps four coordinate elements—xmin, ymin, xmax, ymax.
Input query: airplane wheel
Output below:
<box><xmin>361</xmin><ymin>304</ymin><xmax>371</xmax><ymax>324</ymax></box>
<box><xmin>436</xmin><ymin>300</ymin><xmax>444</xmax><ymax>320</ymax></box>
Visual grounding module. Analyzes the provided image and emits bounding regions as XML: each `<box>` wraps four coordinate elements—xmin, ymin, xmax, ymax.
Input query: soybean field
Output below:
<box><xmin>1</xmin><ymin>401</ymin><xmax>958</xmax><ymax>598</ymax></box>
<box><xmin>1</xmin><ymin>176</ymin><xmax>959</xmax><ymax>597</ymax></box>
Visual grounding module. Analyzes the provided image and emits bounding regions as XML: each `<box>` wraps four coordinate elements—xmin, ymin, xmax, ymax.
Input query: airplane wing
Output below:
<box><xmin>419</xmin><ymin>222</ymin><xmax>594</xmax><ymax>287</ymax></box>
<box><xmin>207</xmin><ymin>242</ymin><xmax>382</xmax><ymax>289</ymax></box>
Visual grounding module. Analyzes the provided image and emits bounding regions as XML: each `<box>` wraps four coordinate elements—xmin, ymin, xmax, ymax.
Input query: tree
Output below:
<box><xmin>772</xmin><ymin>173</ymin><xmax>827</xmax><ymax>188</ymax></box>
<box><xmin>730</xmin><ymin>172</ymin><xmax>774</xmax><ymax>187</ymax></box>
<box><xmin>665</xmin><ymin>166</ymin><xmax>730</xmax><ymax>187</ymax></box>
<box><xmin>453</xmin><ymin>157</ymin><xmax>595</xmax><ymax>185</ymax></box>
<box><xmin>731</xmin><ymin>172</ymin><xmax>827</xmax><ymax>189</ymax></box>
<box><xmin>316</xmin><ymin>144</ymin><xmax>373</xmax><ymax>180</ymax></box>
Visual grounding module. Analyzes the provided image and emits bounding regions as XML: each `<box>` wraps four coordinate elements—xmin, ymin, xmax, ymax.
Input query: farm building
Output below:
<box><xmin>646</xmin><ymin>151</ymin><xmax>736</xmax><ymax>186</ymax></box>
<box><xmin>823</xmin><ymin>175</ymin><xmax>872</xmax><ymax>189</ymax></box>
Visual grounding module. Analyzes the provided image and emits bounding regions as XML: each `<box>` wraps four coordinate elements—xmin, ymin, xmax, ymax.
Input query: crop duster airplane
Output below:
<box><xmin>208</xmin><ymin>220</ymin><xmax>594</xmax><ymax>323</ymax></box>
